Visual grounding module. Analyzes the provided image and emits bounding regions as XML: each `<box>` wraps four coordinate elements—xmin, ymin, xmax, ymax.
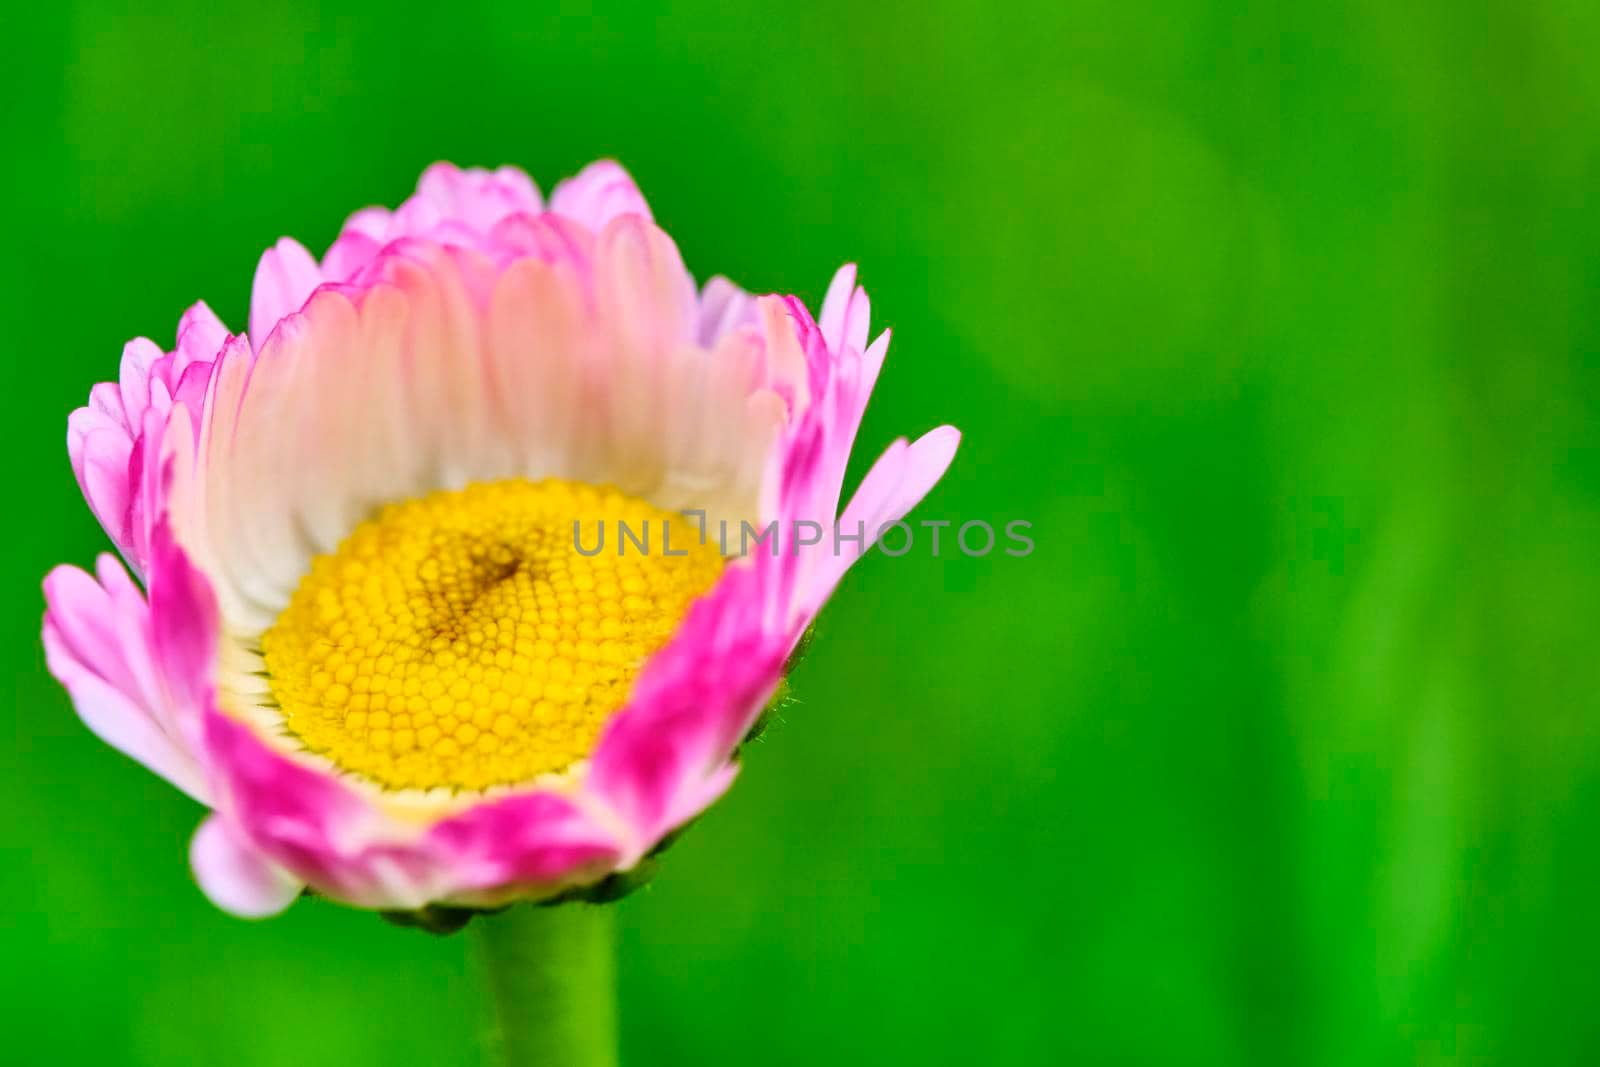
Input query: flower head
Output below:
<box><xmin>43</xmin><ymin>160</ymin><xmax>958</xmax><ymax>918</ymax></box>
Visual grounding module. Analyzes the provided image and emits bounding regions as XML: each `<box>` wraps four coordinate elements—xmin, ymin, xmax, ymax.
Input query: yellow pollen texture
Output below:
<box><xmin>261</xmin><ymin>479</ymin><xmax>724</xmax><ymax>792</ymax></box>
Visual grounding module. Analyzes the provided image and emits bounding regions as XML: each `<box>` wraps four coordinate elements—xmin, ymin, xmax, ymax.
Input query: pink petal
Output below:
<box><xmin>248</xmin><ymin>237</ymin><xmax>323</xmax><ymax>352</ymax></box>
<box><xmin>806</xmin><ymin>425</ymin><xmax>961</xmax><ymax>611</ymax></box>
<box><xmin>881</xmin><ymin>424</ymin><xmax>961</xmax><ymax>520</ymax></box>
<box><xmin>147</xmin><ymin>522</ymin><xmax>221</xmax><ymax>717</ymax></box>
<box><xmin>586</xmin><ymin>561</ymin><xmax>787</xmax><ymax>853</ymax></box>
<box><xmin>417</xmin><ymin>162</ymin><xmax>543</xmax><ymax>232</ymax></box>
<box><xmin>342</xmin><ymin>205</ymin><xmax>393</xmax><ymax>242</ymax></box>
<box><xmin>487</xmin><ymin>211</ymin><xmax>595</xmax><ymax>272</ymax></box>
<box><xmin>190</xmin><ymin>814</ymin><xmax>303</xmax><ymax>918</ymax></box>
<box><xmin>41</xmin><ymin>559</ymin><xmax>209</xmax><ymax>803</ymax></box>
<box><xmin>697</xmin><ymin>276</ymin><xmax>758</xmax><ymax>346</ymax></box>
<box><xmin>596</xmin><ymin>214</ymin><xmax>696</xmax><ymax>349</ymax></box>
<box><xmin>426</xmin><ymin>792</ymin><xmax>622</xmax><ymax>894</ymax></box>
<box><xmin>201</xmin><ymin>708</ymin><xmax>387</xmax><ymax>902</ymax></box>
<box><xmin>817</xmin><ymin>263</ymin><xmax>871</xmax><ymax>358</ymax></box>
<box><xmin>70</xmin><ymin>419</ymin><xmax>136</xmax><ymax>554</ymax></box>
<box><xmin>118</xmin><ymin>338</ymin><xmax>162</xmax><ymax>433</ymax></box>
<box><xmin>550</xmin><ymin>159</ymin><xmax>653</xmax><ymax>231</ymax></box>
<box><xmin>319</xmin><ymin>231</ymin><xmax>382</xmax><ymax>283</ymax></box>
<box><xmin>173</xmin><ymin>301</ymin><xmax>229</xmax><ymax>375</ymax></box>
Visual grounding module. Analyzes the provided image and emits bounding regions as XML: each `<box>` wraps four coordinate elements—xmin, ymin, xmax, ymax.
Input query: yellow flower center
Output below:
<box><xmin>261</xmin><ymin>479</ymin><xmax>724</xmax><ymax>792</ymax></box>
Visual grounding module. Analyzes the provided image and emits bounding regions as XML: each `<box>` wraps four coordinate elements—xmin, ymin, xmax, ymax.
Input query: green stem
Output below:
<box><xmin>472</xmin><ymin>904</ymin><xmax>618</xmax><ymax>1067</ymax></box>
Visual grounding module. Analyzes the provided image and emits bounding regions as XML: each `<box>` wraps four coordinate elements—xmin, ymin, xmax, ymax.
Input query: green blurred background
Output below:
<box><xmin>4</xmin><ymin>2</ymin><xmax>1599</xmax><ymax>1063</ymax></box>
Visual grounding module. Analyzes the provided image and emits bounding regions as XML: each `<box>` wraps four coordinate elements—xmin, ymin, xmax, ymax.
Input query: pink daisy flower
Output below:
<box><xmin>42</xmin><ymin>161</ymin><xmax>959</xmax><ymax>919</ymax></box>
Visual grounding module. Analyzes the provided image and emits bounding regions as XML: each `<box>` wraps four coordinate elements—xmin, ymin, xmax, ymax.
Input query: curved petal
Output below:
<box><xmin>117</xmin><ymin>338</ymin><xmax>163</xmax><ymax>432</ymax></box>
<box><xmin>696</xmin><ymin>275</ymin><xmax>758</xmax><ymax>346</ymax></box>
<box><xmin>202</xmin><ymin>704</ymin><xmax>626</xmax><ymax>909</ymax></box>
<box><xmin>425</xmin><ymin>792</ymin><xmax>624</xmax><ymax>905</ymax></box>
<box><xmin>147</xmin><ymin>519</ymin><xmax>223</xmax><ymax>724</ymax></box>
<box><xmin>320</xmin><ymin>230</ymin><xmax>382</xmax><ymax>282</ymax></box>
<box><xmin>173</xmin><ymin>301</ymin><xmax>229</xmax><ymax>379</ymax></box>
<box><xmin>324</xmin><ymin>164</ymin><xmax>545</xmax><ymax>279</ymax></box>
<box><xmin>817</xmin><ymin>263</ymin><xmax>871</xmax><ymax>359</ymax></box>
<box><xmin>585</xmin><ymin>559</ymin><xmax>788</xmax><ymax>855</ymax></box>
<box><xmin>191</xmin><ymin>814</ymin><xmax>303</xmax><ymax>918</ymax></box>
<box><xmin>41</xmin><ymin>556</ymin><xmax>210</xmax><ymax>803</ymax></box>
<box><xmin>803</xmin><ymin>426</ymin><xmax>962</xmax><ymax>614</ymax></box>
<box><xmin>248</xmin><ymin>237</ymin><xmax>323</xmax><ymax>352</ymax></box>
<box><xmin>200</xmin><ymin>708</ymin><xmax>422</xmax><ymax>908</ymax></box>
<box><xmin>549</xmin><ymin>159</ymin><xmax>653</xmax><ymax>230</ymax></box>
<box><xmin>416</xmin><ymin>162</ymin><xmax>543</xmax><ymax>232</ymax></box>
<box><xmin>68</xmin><ymin>414</ymin><xmax>137</xmax><ymax>559</ymax></box>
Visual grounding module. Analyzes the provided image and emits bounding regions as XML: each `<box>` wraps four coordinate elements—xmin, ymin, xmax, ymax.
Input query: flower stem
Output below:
<box><xmin>472</xmin><ymin>904</ymin><xmax>618</xmax><ymax>1067</ymax></box>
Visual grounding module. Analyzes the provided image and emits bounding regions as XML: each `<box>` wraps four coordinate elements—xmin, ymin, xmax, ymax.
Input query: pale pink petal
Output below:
<box><xmin>41</xmin><ymin>558</ymin><xmax>209</xmax><ymax>803</ymax></box>
<box><xmin>485</xmin><ymin>252</ymin><xmax>596</xmax><ymax>481</ymax></box>
<box><xmin>856</xmin><ymin>328</ymin><xmax>890</xmax><ymax>423</ymax></box>
<box><xmin>592</xmin><ymin>215</ymin><xmax>699</xmax><ymax>498</ymax></box>
<box><xmin>658</xmin><ymin>759</ymin><xmax>741</xmax><ymax>837</ymax></box>
<box><xmin>248</xmin><ymin>237</ymin><xmax>323</xmax><ymax>351</ymax></box>
<box><xmin>596</xmin><ymin>214</ymin><xmax>696</xmax><ymax>349</ymax></box>
<box><xmin>487</xmin><ymin>211</ymin><xmax>595</xmax><ymax>273</ymax></box>
<box><xmin>68</xmin><ymin>305</ymin><xmax>229</xmax><ymax>565</ymax></box>
<box><xmin>878</xmin><ymin>424</ymin><xmax>961</xmax><ymax>521</ymax></box>
<box><xmin>191</xmin><ymin>814</ymin><xmax>303</xmax><ymax>918</ymax></box>
<box><xmin>117</xmin><ymin>338</ymin><xmax>162</xmax><ymax>432</ymax></box>
<box><xmin>125</xmin><ymin>406</ymin><xmax>176</xmax><ymax>572</ymax></box>
<box><xmin>806</xmin><ymin>426</ymin><xmax>961</xmax><ymax>612</ymax></box>
<box><xmin>342</xmin><ymin>205</ymin><xmax>393</xmax><ymax>242</ymax></box>
<box><xmin>417</xmin><ymin>162</ymin><xmax>542</xmax><ymax>232</ymax></box>
<box><xmin>817</xmin><ymin>263</ymin><xmax>871</xmax><ymax>358</ymax></box>
<box><xmin>349</xmin><ymin>243</ymin><xmax>501</xmax><ymax>490</ymax></box>
<box><xmin>69</xmin><ymin>418</ymin><xmax>136</xmax><ymax>555</ymax></box>
<box><xmin>390</xmin><ymin>194</ymin><xmax>445</xmax><ymax>240</ymax></box>
<box><xmin>320</xmin><ymin>231</ymin><xmax>382</xmax><ymax>282</ymax></box>
<box><xmin>550</xmin><ymin>159</ymin><xmax>653</xmax><ymax>230</ymax></box>
<box><xmin>697</xmin><ymin>276</ymin><xmax>758</xmax><ymax>346</ymax></box>
<box><xmin>173</xmin><ymin>301</ymin><xmax>229</xmax><ymax>377</ymax></box>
